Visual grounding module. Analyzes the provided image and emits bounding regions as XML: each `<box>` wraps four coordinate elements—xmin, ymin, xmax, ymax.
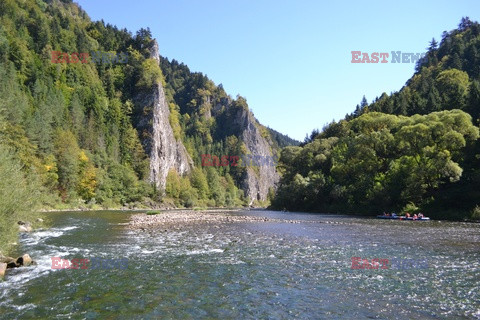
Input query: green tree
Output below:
<box><xmin>166</xmin><ymin>169</ymin><xmax>181</xmax><ymax>198</ymax></box>
<box><xmin>206</xmin><ymin>167</ymin><xmax>225</xmax><ymax>206</ymax></box>
<box><xmin>436</xmin><ymin>69</ymin><xmax>470</xmax><ymax>110</ymax></box>
<box><xmin>54</xmin><ymin>129</ymin><xmax>81</xmax><ymax>199</ymax></box>
<box><xmin>190</xmin><ymin>168</ymin><xmax>209</xmax><ymax>200</ymax></box>
<box><xmin>0</xmin><ymin>144</ymin><xmax>41</xmax><ymax>254</ymax></box>
<box><xmin>467</xmin><ymin>80</ymin><xmax>480</xmax><ymax>123</ymax></box>
<box><xmin>137</xmin><ymin>58</ymin><xmax>162</xmax><ymax>89</ymax></box>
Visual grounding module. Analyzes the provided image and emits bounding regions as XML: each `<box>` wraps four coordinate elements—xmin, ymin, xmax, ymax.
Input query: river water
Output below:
<box><xmin>0</xmin><ymin>210</ymin><xmax>479</xmax><ymax>319</ymax></box>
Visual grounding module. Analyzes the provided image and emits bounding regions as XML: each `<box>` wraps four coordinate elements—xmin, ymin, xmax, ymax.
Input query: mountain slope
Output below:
<box><xmin>272</xmin><ymin>17</ymin><xmax>480</xmax><ymax>220</ymax></box>
<box><xmin>0</xmin><ymin>0</ymin><xmax>293</xmax><ymax>210</ymax></box>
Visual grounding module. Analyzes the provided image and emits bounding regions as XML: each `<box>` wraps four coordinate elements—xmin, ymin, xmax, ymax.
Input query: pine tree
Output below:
<box><xmin>467</xmin><ymin>80</ymin><xmax>480</xmax><ymax>124</ymax></box>
<box><xmin>428</xmin><ymin>38</ymin><xmax>438</xmax><ymax>51</ymax></box>
<box><xmin>458</xmin><ymin>17</ymin><xmax>473</xmax><ymax>31</ymax></box>
<box><xmin>360</xmin><ymin>96</ymin><xmax>368</xmax><ymax>108</ymax></box>
<box><xmin>426</xmin><ymin>85</ymin><xmax>441</xmax><ymax>113</ymax></box>
<box><xmin>449</xmin><ymin>53</ymin><xmax>462</xmax><ymax>70</ymax></box>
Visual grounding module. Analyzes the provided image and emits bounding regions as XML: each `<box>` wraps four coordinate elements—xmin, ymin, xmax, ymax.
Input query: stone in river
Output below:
<box><xmin>18</xmin><ymin>221</ymin><xmax>32</xmax><ymax>232</ymax></box>
<box><xmin>0</xmin><ymin>255</ymin><xmax>17</xmax><ymax>268</ymax></box>
<box><xmin>0</xmin><ymin>262</ymin><xmax>6</xmax><ymax>279</ymax></box>
<box><xmin>17</xmin><ymin>254</ymin><xmax>33</xmax><ymax>266</ymax></box>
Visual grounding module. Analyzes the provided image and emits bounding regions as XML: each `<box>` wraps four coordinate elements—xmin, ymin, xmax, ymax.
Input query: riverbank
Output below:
<box><xmin>39</xmin><ymin>205</ymin><xmax>254</xmax><ymax>213</ymax></box>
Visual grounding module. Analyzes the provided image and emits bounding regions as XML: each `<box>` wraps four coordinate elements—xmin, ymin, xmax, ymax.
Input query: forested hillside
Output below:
<box><xmin>272</xmin><ymin>17</ymin><xmax>480</xmax><ymax>220</ymax></box>
<box><xmin>0</xmin><ymin>0</ymin><xmax>299</xmax><ymax>251</ymax></box>
<box><xmin>0</xmin><ymin>0</ymin><xmax>159</xmax><ymax>211</ymax></box>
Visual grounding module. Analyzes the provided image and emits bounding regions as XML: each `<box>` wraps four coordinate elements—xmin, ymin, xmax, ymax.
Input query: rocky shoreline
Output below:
<box><xmin>0</xmin><ymin>254</ymin><xmax>35</xmax><ymax>280</ymax></box>
<box><xmin>128</xmin><ymin>209</ymin><xmax>303</xmax><ymax>230</ymax></box>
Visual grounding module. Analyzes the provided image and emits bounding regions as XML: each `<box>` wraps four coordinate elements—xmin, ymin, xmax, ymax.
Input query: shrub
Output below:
<box><xmin>0</xmin><ymin>145</ymin><xmax>41</xmax><ymax>254</ymax></box>
<box><xmin>402</xmin><ymin>202</ymin><xmax>419</xmax><ymax>214</ymax></box>
<box><xmin>472</xmin><ymin>206</ymin><xmax>480</xmax><ymax>220</ymax></box>
<box><xmin>180</xmin><ymin>188</ymin><xmax>197</xmax><ymax>208</ymax></box>
<box><xmin>146</xmin><ymin>210</ymin><xmax>162</xmax><ymax>215</ymax></box>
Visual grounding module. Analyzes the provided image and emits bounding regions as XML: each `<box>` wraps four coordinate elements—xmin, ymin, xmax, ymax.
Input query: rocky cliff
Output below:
<box><xmin>135</xmin><ymin>41</ymin><xmax>279</xmax><ymax>200</ymax></box>
<box><xmin>239</xmin><ymin>111</ymin><xmax>280</xmax><ymax>204</ymax></box>
<box><xmin>135</xmin><ymin>40</ymin><xmax>193</xmax><ymax>191</ymax></box>
<box><xmin>213</xmin><ymin>100</ymin><xmax>280</xmax><ymax>204</ymax></box>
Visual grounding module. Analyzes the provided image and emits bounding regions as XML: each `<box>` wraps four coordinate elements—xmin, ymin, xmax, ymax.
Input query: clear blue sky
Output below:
<box><xmin>76</xmin><ymin>0</ymin><xmax>478</xmax><ymax>141</ymax></box>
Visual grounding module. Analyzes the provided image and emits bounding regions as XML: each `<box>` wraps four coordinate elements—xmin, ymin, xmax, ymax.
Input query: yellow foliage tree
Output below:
<box><xmin>77</xmin><ymin>150</ymin><xmax>97</xmax><ymax>201</ymax></box>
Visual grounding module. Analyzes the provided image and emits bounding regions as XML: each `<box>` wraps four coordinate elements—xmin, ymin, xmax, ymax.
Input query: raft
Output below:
<box><xmin>376</xmin><ymin>215</ymin><xmax>430</xmax><ymax>221</ymax></box>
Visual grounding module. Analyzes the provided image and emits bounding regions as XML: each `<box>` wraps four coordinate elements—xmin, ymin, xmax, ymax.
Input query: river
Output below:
<box><xmin>0</xmin><ymin>210</ymin><xmax>479</xmax><ymax>319</ymax></box>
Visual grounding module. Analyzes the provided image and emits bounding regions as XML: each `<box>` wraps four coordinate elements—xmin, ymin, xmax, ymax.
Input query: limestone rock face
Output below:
<box><xmin>135</xmin><ymin>40</ymin><xmax>193</xmax><ymax>191</ymax></box>
<box><xmin>213</xmin><ymin>102</ymin><xmax>280</xmax><ymax>204</ymax></box>
<box><xmin>239</xmin><ymin>111</ymin><xmax>279</xmax><ymax>204</ymax></box>
<box><xmin>136</xmin><ymin>40</ymin><xmax>278</xmax><ymax>201</ymax></box>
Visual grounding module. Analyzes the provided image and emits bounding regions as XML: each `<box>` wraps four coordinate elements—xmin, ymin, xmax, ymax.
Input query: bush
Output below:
<box><xmin>96</xmin><ymin>163</ymin><xmax>145</xmax><ymax>205</ymax></box>
<box><xmin>180</xmin><ymin>188</ymin><xmax>197</xmax><ymax>208</ymax></box>
<box><xmin>472</xmin><ymin>206</ymin><xmax>480</xmax><ymax>220</ymax></box>
<box><xmin>402</xmin><ymin>202</ymin><xmax>419</xmax><ymax>214</ymax></box>
<box><xmin>137</xmin><ymin>59</ymin><xmax>163</xmax><ymax>89</ymax></box>
<box><xmin>0</xmin><ymin>145</ymin><xmax>41</xmax><ymax>254</ymax></box>
<box><xmin>146</xmin><ymin>210</ymin><xmax>162</xmax><ymax>215</ymax></box>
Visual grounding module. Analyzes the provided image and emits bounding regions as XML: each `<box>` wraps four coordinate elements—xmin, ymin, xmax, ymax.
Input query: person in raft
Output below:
<box><xmin>418</xmin><ymin>213</ymin><xmax>424</xmax><ymax>218</ymax></box>
<box><xmin>413</xmin><ymin>213</ymin><xmax>418</xmax><ymax>220</ymax></box>
<box><xmin>406</xmin><ymin>212</ymin><xmax>411</xmax><ymax>218</ymax></box>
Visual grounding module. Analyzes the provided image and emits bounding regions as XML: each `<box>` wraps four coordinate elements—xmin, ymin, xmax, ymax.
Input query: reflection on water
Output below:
<box><xmin>0</xmin><ymin>210</ymin><xmax>479</xmax><ymax>319</ymax></box>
